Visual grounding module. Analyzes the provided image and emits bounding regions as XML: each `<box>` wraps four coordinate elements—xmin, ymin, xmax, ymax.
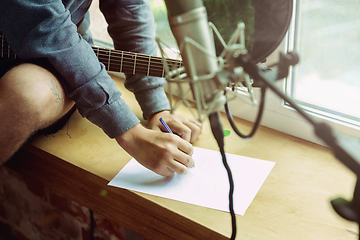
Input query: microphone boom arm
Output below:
<box><xmin>236</xmin><ymin>52</ymin><xmax>360</xmax><ymax>236</ymax></box>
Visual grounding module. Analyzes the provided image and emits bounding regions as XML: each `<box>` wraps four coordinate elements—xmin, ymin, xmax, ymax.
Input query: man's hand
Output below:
<box><xmin>147</xmin><ymin>110</ymin><xmax>202</xmax><ymax>144</ymax></box>
<box><xmin>115</xmin><ymin>123</ymin><xmax>195</xmax><ymax>177</ymax></box>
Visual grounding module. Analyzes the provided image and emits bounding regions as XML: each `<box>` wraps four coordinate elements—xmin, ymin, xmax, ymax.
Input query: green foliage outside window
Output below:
<box><xmin>149</xmin><ymin>0</ymin><xmax>255</xmax><ymax>54</ymax></box>
<box><xmin>203</xmin><ymin>0</ymin><xmax>255</xmax><ymax>52</ymax></box>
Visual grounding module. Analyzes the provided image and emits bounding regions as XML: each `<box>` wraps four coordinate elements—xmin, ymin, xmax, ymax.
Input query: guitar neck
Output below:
<box><xmin>0</xmin><ymin>31</ymin><xmax>17</xmax><ymax>60</ymax></box>
<box><xmin>93</xmin><ymin>46</ymin><xmax>182</xmax><ymax>78</ymax></box>
<box><xmin>0</xmin><ymin>31</ymin><xmax>181</xmax><ymax>78</ymax></box>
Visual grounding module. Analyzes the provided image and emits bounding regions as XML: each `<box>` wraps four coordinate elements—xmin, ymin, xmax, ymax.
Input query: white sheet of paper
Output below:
<box><xmin>108</xmin><ymin>147</ymin><xmax>275</xmax><ymax>215</ymax></box>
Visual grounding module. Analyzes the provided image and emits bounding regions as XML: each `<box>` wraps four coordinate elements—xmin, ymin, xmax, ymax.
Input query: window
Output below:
<box><xmin>223</xmin><ymin>0</ymin><xmax>360</xmax><ymax>146</ymax></box>
<box><xmin>288</xmin><ymin>0</ymin><xmax>360</xmax><ymax>130</ymax></box>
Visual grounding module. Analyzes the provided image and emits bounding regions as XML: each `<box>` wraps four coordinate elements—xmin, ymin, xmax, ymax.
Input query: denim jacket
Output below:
<box><xmin>0</xmin><ymin>0</ymin><xmax>170</xmax><ymax>138</ymax></box>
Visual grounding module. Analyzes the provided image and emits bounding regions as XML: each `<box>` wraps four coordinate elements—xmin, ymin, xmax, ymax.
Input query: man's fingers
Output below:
<box><xmin>170</xmin><ymin>119</ymin><xmax>202</xmax><ymax>143</ymax></box>
<box><xmin>175</xmin><ymin>150</ymin><xmax>195</xmax><ymax>168</ymax></box>
<box><xmin>175</xmin><ymin>136</ymin><xmax>194</xmax><ymax>156</ymax></box>
<box><xmin>164</xmin><ymin>136</ymin><xmax>194</xmax><ymax>175</ymax></box>
<box><xmin>189</xmin><ymin>118</ymin><xmax>202</xmax><ymax>128</ymax></box>
<box><xmin>167</xmin><ymin>159</ymin><xmax>190</xmax><ymax>175</ymax></box>
<box><xmin>186</xmin><ymin>119</ymin><xmax>202</xmax><ymax>143</ymax></box>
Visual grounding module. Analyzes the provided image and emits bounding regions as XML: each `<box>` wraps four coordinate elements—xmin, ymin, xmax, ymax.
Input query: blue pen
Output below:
<box><xmin>159</xmin><ymin>118</ymin><xmax>173</xmax><ymax>134</ymax></box>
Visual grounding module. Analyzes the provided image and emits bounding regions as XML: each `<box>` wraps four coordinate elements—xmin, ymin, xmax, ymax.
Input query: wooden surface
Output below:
<box><xmin>5</xmin><ymin>73</ymin><xmax>358</xmax><ymax>239</ymax></box>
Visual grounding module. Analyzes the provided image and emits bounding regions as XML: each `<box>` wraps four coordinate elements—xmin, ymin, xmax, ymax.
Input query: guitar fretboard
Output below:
<box><xmin>0</xmin><ymin>31</ymin><xmax>16</xmax><ymax>60</ymax></box>
<box><xmin>94</xmin><ymin>47</ymin><xmax>182</xmax><ymax>78</ymax></box>
<box><xmin>0</xmin><ymin>30</ymin><xmax>182</xmax><ymax>78</ymax></box>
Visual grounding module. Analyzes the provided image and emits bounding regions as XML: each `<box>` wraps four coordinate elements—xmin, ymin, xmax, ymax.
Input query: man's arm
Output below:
<box><xmin>99</xmin><ymin>0</ymin><xmax>171</xmax><ymax>119</ymax></box>
<box><xmin>0</xmin><ymin>0</ymin><xmax>140</xmax><ymax>138</ymax></box>
<box><xmin>99</xmin><ymin>0</ymin><xmax>202</xmax><ymax>140</ymax></box>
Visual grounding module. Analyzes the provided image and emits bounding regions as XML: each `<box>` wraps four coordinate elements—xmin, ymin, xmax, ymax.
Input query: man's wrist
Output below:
<box><xmin>146</xmin><ymin>110</ymin><xmax>170</xmax><ymax>122</ymax></box>
<box><xmin>115</xmin><ymin>123</ymin><xmax>143</xmax><ymax>145</ymax></box>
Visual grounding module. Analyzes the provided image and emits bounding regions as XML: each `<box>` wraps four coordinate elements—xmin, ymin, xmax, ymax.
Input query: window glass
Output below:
<box><xmin>289</xmin><ymin>0</ymin><xmax>360</xmax><ymax>126</ymax></box>
<box><xmin>149</xmin><ymin>0</ymin><xmax>178</xmax><ymax>51</ymax></box>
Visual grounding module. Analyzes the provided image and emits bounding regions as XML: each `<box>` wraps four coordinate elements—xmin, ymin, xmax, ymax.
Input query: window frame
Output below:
<box><xmin>227</xmin><ymin>0</ymin><xmax>360</xmax><ymax>147</ymax></box>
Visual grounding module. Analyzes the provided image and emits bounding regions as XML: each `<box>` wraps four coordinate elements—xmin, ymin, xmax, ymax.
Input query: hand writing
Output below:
<box><xmin>147</xmin><ymin>110</ymin><xmax>202</xmax><ymax>144</ymax></box>
<box><xmin>116</xmin><ymin>123</ymin><xmax>195</xmax><ymax>177</ymax></box>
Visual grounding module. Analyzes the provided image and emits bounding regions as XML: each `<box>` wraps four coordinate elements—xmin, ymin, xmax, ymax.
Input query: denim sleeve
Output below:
<box><xmin>100</xmin><ymin>0</ymin><xmax>170</xmax><ymax>119</ymax></box>
<box><xmin>0</xmin><ymin>0</ymin><xmax>140</xmax><ymax>138</ymax></box>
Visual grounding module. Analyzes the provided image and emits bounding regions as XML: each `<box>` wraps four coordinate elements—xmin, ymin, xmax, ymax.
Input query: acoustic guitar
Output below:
<box><xmin>0</xmin><ymin>30</ymin><xmax>182</xmax><ymax>78</ymax></box>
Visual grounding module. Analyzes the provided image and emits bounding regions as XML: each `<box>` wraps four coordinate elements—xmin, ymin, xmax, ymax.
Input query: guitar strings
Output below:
<box><xmin>94</xmin><ymin>47</ymin><xmax>182</xmax><ymax>76</ymax></box>
<box><xmin>95</xmin><ymin>51</ymin><xmax>180</xmax><ymax>71</ymax></box>
<box><xmin>94</xmin><ymin>47</ymin><xmax>181</xmax><ymax>65</ymax></box>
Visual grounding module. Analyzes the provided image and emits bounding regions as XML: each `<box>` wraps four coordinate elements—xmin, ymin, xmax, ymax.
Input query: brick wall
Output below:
<box><xmin>0</xmin><ymin>167</ymin><xmax>146</xmax><ymax>240</ymax></box>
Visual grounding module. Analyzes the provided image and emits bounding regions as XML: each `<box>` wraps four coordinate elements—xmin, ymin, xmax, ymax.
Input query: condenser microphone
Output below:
<box><xmin>163</xmin><ymin>2</ymin><xmax>240</xmax><ymax>238</ymax></box>
<box><xmin>163</xmin><ymin>0</ymin><xmax>228</xmax><ymax>117</ymax></box>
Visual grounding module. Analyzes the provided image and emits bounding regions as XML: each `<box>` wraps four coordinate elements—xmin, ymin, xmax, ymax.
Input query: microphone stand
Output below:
<box><xmin>235</xmin><ymin>52</ymin><xmax>360</xmax><ymax>238</ymax></box>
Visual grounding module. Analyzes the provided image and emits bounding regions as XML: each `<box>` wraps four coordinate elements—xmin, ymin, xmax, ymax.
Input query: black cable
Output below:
<box><xmin>209</xmin><ymin>112</ymin><xmax>237</xmax><ymax>240</ymax></box>
<box><xmin>225</xmin><ymin>86</ymin><xmax>267</xmax><ymax>139</ymax></box>
<box><xmin>89</xmin><ymin>209</ymin><xmax>95</xmax><ymax>240</ymax></box>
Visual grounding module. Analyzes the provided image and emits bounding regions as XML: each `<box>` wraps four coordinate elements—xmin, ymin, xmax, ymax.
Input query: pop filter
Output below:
<box><xmin>203</xmin><ymin>0</ymin><xmax>293</xmax><ymax>63</ymax></box>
